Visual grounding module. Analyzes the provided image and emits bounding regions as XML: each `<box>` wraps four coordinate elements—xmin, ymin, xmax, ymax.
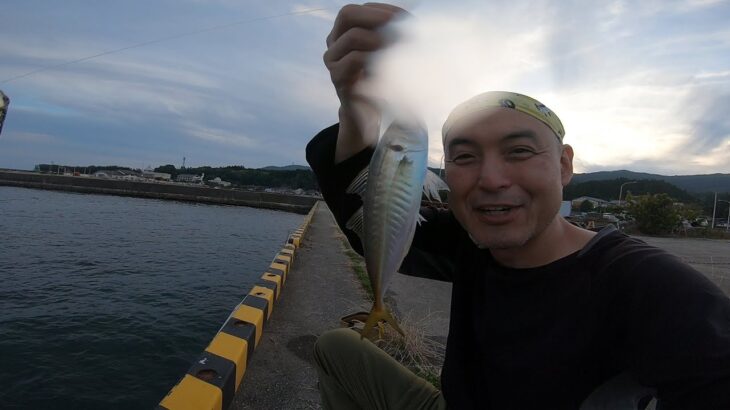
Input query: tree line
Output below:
<box><xmin>35</xmin><ymin>163</ymin><xmax>319</xmax><ymax>190</ymax></box>
<box><xmin>154</xmin><ymin>164</ymin><xmax>318</xmax><ymax>190</ymax></box>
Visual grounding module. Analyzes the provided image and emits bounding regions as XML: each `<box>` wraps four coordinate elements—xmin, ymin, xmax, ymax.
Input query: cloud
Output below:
<box><xmin>684</xmin><ymin>87</ymin><xmax>730</xmax><ymax>151</ymax></box>
<box><xmin>695</xmin><ymin>70</ymin><xmax>730</xmax><ymax>79</ymax></box>
<box><xmin>679</xmin><ymin>0</ymin><xmax>729</xmax><ymax>11</ymax></box>
<box><xmin>291</xmin><ymin>4</ymin><xmax>337</xmax><ymax>21</ymax></box>
<box><xmin>0</xmin><ymin>131</ymin><xmax>57</xmax><ymax>143</ymax></box>
<box><xmin>182</xmin><ymin>123</ymin><xmax>257</xmax><ymax>148</ymax></box>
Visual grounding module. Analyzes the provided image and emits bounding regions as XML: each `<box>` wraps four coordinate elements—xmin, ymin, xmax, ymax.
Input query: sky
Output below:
<box><xmin>0</xmin><ymin>0</ymin><xmax>728</xmax><ymax>175</ymax></box>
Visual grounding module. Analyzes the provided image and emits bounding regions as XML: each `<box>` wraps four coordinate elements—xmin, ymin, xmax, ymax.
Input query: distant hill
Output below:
<box><xmin>259</xmin><ymin>165</ymin><xmax>310</xmax><ymax>172</ymax></box>
<box><xmin>564</xmin><ymin>178</ymin><xmax>697</xmax><ymax>203</ymax></box>
<box><xmin>572</xmin><ymin>170</ymin><xmax>730</xmax><ymax>194</ymax></box>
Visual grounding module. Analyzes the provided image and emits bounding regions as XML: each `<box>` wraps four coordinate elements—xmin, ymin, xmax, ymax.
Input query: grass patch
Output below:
<box><xmin>375</xmin><ymin>314</ymin><xmax>445</xmax><ymax>389</ymax></box>
<box><xmin>341</xmin><ymin>241</ymin><xmax>374</xmax><ymax>301</ymax></box>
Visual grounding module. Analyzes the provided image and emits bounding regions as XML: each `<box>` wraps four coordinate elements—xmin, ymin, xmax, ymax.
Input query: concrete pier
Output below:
<box><xmin>229</xmin><ymin>202</ymin><xmax>452</xmax><ymax>409</ymax></box>
<box><xmin>230</xmin><ymin>202</ymin><xmax>370</xmax><ymax>409</ymax></box>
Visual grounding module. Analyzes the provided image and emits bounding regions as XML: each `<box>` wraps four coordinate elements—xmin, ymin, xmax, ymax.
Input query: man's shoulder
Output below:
<box><xmin>581</xmin><ymin>228</ymin><xmax>724</xmax><ymax>303</ymax></box>
<box><xmin>581</xmin><ymin>228</ymin><xmax>676</xmax><ymax>270</ymax></box>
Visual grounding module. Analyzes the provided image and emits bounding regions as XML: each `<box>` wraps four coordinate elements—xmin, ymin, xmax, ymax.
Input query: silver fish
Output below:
<box><xmin>344</xmin><ymin>118</ymin><xmax>445</xmax><ymax>338</ymax></box>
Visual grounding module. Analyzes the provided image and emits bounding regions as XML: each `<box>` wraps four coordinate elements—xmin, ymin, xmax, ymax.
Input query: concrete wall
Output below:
<box><xmin>158</xmin><ymin>203</ymin><xmax>318</xmax><ymax>410</ymax></box>
<box><xmin>0</xmin><ymin>170</ymin><xmax>317</xmax><ymax>214</ymax></box>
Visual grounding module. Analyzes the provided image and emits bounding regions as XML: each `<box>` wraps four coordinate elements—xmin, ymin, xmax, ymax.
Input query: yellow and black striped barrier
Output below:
<box><xmin>159</xmin><ymin>202</ymin><xmax>319</xmax><ymax>410</ymax></box>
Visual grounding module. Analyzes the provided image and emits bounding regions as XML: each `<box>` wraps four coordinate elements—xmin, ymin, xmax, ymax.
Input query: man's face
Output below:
<box><xmin>444</xmin><ymin>108</ymin><xmax>573</xmax><ymax>250</ymax></box>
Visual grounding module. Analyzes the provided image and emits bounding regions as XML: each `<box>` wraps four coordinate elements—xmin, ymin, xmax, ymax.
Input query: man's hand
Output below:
<box><xmin>323</xmin><ymin>3</ymin><xmax>406</xmax><ymax>163</ymax></box>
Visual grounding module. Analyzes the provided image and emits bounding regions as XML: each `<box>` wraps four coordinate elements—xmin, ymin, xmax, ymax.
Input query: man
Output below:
<box><xmin>306</xmin><ymin>3</ymin><xmax>730</xmax><ymax>409</ymax></box>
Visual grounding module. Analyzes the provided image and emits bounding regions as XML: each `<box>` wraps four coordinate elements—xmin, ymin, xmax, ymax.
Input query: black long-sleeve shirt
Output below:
<box><xmin>306</xmin><ymin>124</ymin><xmax>730</xmax><ymax>409</ymax></box>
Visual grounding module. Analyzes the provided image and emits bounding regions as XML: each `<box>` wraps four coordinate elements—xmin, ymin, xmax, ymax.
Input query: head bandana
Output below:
<box><xmin>442</xmin><ymin>91</ymin><xmax>565</xmax><ymax>142</ymax></box>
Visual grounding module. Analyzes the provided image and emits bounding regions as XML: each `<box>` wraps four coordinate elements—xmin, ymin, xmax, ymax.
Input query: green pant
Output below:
<box><xmin>313</xmin><ymin>328</ymin><xmax>447</xmax><ymax>410</ymax></box>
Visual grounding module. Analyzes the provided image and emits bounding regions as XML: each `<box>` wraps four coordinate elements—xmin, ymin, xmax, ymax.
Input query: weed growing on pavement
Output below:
<box><xmin>376</xmin><ymin>313</ymin><xmax>445</xmax><ymax>389</ymax></box>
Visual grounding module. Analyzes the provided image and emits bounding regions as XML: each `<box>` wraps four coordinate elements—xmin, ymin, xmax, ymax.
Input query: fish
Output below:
<box><xmin>343</xmin><ymin>117</ymin><xmax>446</xmax><ymax>338</ymax></box>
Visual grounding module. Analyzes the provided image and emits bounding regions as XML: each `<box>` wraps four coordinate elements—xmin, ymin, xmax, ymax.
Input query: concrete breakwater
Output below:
<box><xmin>158</xmin><ymin>202</ymin><xmax>317</xmax><ymax>410</ymax></box>
<box><xmin>0</xmin><ymin>170</ymin><xmax>317</xmax><ymax>214</ymax></box>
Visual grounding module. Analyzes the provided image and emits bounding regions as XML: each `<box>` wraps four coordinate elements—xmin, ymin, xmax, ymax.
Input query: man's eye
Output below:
<box><xmin>507</xmin><ymin>147</ymin><xmax>536</xmax><ymax>159</ymax></box>
<box><xmin>447</xmin><ymin>153</ymin><xmax>478</xmax><ymax>165</ymax></box>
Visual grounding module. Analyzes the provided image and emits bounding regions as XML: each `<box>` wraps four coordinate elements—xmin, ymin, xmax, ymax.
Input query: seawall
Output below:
<box><xmin>0</xmin><ymin>170</ymin><xmax>317</xmax><ymax>214</ymax></box>
<box><xmin>158</xmin><ymin>202</ymin><xmax>319</xmax><ymax>410</ymax></box>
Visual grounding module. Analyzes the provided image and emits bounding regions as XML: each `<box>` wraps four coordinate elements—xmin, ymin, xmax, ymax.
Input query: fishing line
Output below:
<box><xmin>0</xmin><ymin>6</ymin><xmax>333</xmax><ymax>85</ymax></box>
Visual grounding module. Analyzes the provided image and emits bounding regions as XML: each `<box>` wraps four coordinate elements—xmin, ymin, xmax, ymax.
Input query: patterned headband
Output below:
<box><xmin>442</xmin><ymin>91</ymin><xmax>565</xmax><ymax>142</ymax></box>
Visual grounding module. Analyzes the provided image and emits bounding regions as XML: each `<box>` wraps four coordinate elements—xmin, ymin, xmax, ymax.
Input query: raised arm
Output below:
<box><xmin>322</xmin><ymin>3</ymin><xmax>405</xmax><ymax>163</ymax></box>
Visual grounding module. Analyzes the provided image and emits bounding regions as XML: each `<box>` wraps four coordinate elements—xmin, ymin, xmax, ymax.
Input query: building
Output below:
<box><xmin>142</xmin><ymin>171</ymin><xmax>171</xmax><ymax>181</ymax></box>
<box><xmin>208</xmin><ymin>177</ymin><xmax>231</xmax><ymax>187</ymax></box>
<box><xmin>571</xmin><ymin>196</ymin><xmax>608</xmax><ymax>209</ymax></box>
<box><xmin>559</xmin><ymin>201</ymin><xmax>571</xmax><ymax>217</ymax></box>
<box><xmin>176</xmin><ymin>173</ymin><xmax>204</xmax><ymax>184</ymax></box>
<box><xmin>92</xmin><ymin>170</ymin><xmax>144</xmax><ymax>180</ymax></box>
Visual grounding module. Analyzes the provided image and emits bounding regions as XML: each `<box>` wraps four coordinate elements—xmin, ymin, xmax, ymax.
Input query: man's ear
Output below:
<box><xmin>560</xmin><ymin>144</ymin><xmax>574</xmax><ymax>187</ymax></box>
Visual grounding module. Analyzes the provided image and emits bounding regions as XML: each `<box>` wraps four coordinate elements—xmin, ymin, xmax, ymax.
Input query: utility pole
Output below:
<box><xmin>712</xmin><ymin>192</ymin><xmax>718</xmax><ymax>229</ymax></box>
<box><xmin>718</xmin><ymin>199</ymin><xmax>730</xmax><ymax>232</ymax></box>
<box><xmin>619</xmin><ymin>181</ymin><xmax>638</xmax><ymax>206</ymax></box>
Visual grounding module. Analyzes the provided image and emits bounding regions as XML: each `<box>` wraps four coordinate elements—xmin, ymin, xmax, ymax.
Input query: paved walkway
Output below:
<box><xmin>232</xmin><ymin>202</ymin><xmax>453</xmax><ymax>409</ymax></box>
<box><xmin>231</xmin><ymin>203</ymin><xmax>372</xmax><ymax>409</ymax></box>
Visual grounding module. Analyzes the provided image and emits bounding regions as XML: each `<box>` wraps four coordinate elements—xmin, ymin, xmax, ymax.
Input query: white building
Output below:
<box><xmin>176</xmin><ymin>173</ymin><xmax>204</xmax><ymax>183</ymax></box>
<box><xmin>142</xmin><ymin>171</ymin><xmax>171</xmax><ymax>181</ymax></box>
<box><xmin>93</xmin><ymin>170</ymin><xmax>144</xmax><ymax>180</ymax></box>
<box><xmin>209</xmin><ymin>177</ymin><xmax>231</xmax><ymax>187</ymax></box>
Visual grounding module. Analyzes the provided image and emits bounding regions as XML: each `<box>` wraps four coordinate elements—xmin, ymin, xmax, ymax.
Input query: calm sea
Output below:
<box><xmin>0</xmin><ymin>186</ymin><xmax>304</xmax><ymax>409</ymax></box>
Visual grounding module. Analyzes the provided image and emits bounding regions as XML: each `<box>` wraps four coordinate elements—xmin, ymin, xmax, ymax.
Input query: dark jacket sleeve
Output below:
<box><xmin>305</xmin><ymin>124</ymin><xmax>460</xmax><ymax>282</ymax></box>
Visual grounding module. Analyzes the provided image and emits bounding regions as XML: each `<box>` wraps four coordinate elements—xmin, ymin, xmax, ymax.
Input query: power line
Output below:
<box><xmin>1</xmin><ymin>7</ymin><xmax>332</xmax><ymax>84</ymax></box>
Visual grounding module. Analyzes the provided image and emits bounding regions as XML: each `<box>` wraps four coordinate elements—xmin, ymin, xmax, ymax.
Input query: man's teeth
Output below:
<box><xmin>479</xmin><ymin>207</ymin><xmax>512</xmax><ymax>213</ymax></box>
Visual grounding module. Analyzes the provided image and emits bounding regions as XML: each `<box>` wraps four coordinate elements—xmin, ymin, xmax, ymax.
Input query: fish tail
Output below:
<box><xmin>361</xmin><ymin>306</ymin><xmax>405</xmax><ymax>339</ymax></box>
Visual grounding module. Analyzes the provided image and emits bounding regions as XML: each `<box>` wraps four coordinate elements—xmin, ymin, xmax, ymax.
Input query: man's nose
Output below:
<box><xmin>477</xmin><ymin>158</ymin><xmax>511</xmax><ymax>191</ymax></box>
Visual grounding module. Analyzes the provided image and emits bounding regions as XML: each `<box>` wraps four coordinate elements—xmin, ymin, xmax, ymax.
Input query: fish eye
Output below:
<box><xmin>389</xmin><ymin>144</ymin><xmax>404</xmax><ymax>152</ymax></box>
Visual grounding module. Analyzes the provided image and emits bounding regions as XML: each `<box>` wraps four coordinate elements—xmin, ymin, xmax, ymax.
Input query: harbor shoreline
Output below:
<box><xmin>0</xmin><ymin>170</ymin><xmax>317</xmax><ymax>214</ymax></box>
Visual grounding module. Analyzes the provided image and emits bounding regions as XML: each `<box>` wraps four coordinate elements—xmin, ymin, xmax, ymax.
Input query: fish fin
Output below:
<box><xmin>422</xmin><ymin>169</ymin><xmax>449</xmax><ymax>202</ymax></box>
<box><xmin>346</xmin><ymin>167</ymin><xmax>369</xmax><ymax>198</ymax></box>
<box><xmin>416</xmin><ymin>212</ymin><xmax>427</xmax><ymax>226</ymax></box>
<box><xmin>360</xmin><ymin>306</ymin><xmax>405</xmax><ymax>340</ymax></box>
<box><xmin>345</xmin><ymin>207</ymin><xmax>365</xmax><ymax>239</ymax></box>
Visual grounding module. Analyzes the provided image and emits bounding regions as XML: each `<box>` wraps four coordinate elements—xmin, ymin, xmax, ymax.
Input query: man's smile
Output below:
<box><xmin>472</xmin><ymin>203</ymin><xmax>523</xmax><ymax>224</ymax></box>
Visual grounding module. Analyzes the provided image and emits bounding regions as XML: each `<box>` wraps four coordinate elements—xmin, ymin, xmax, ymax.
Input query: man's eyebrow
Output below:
<box><xmin>446</xmin><ymin>137</ymin><xmax>478</xmax><ymax>151</ymax></box>
<box><xmin>447</xmin><ymin>129</ymin><xmax>546</xmax><ymax>151</ymax></box>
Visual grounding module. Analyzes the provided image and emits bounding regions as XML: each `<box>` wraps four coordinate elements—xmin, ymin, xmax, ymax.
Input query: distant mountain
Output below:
<box><xmin>259</xmin><ymin>165</ymin><xmax>311</xmax><ymax>172</ymax></box>
<box><xmin>564</xmin><ymin>178</ymin><xmax>697</xmax><ymax>203</ymax></box>
<box><xmin>572</xmin><ymin>170</ymin><xmax>730</xmax><ymax>194</ymax></box>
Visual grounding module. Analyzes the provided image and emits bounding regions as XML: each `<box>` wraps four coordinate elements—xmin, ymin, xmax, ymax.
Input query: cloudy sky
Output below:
<box><xmin>1</xmin><ymin>0</ymin><xmax>728</xmax><ymax>174</ymax></box>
